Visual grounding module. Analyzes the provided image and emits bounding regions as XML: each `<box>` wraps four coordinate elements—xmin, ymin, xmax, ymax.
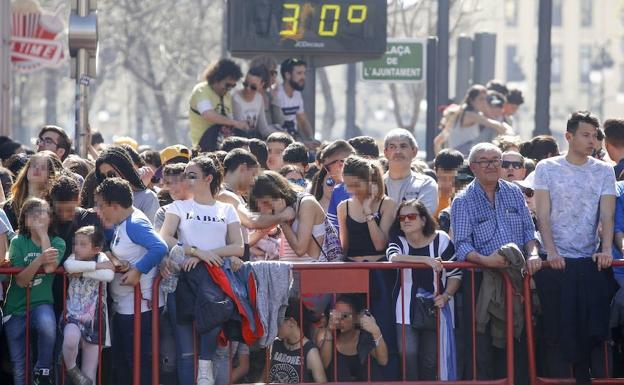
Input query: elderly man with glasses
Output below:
<box><xmin>450</xmin><ymin>142</ymin><xmax>539</xmax><ymax>382</ymax></box>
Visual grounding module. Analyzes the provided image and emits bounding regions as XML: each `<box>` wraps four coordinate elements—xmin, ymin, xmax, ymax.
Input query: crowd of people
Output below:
<box><xmin>0</xmin><ymin>56</ymin><xmax>622</xmax><ymax>385</ymax></box>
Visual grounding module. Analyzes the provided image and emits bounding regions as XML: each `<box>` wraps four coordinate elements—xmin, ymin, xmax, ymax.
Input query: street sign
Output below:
<box><xmin>10</xmin><ymin>0</ymin><xmax>65</xmax><ymax>73</ymax></box>
<box><xmin>361</xmin><ymin>38</ymin><xmax>426</xmax><ymax>83</ymax></box>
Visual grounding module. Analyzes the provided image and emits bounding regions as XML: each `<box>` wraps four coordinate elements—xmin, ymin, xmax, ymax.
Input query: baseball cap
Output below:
<box><xmin>160</xmin><ymin>144</ymin><xmax>191</xmax><ymax>165</ymax></box>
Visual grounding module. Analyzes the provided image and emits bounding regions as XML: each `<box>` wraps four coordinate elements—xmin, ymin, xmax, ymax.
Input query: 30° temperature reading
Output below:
<box><xmin>279</xmin><ymin>3</ymin><xmax>368</xmax><ymax>37</ymax></box>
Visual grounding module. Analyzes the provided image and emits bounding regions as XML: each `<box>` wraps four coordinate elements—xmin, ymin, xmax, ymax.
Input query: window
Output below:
<box><xmin>552</xmin><ymin>45</ymin><xmax>562</xmax><ymax>84</ymax></box>
<box><xmin>553</xmin><ymin>0</ymin><xmax>563</xmax><ymax>27</ymax></box>
<box><xmin>580</xmin><ymin>0</ymin><xmax>592</xmax><ymax>27</ymax></box>
<box><xmin>504</xmin><ymin>0</ymin><xmax>518</xmax><ymax>27</ymax></box>
<box><xmin>579</xmin><ymin>45</ymin><xmax>592</xmax><ymax>84</ymax></box>
<box><xmin>506</xmin><ymin>45</ymin><xmax>525</xmax><ymax>81</ymax></box>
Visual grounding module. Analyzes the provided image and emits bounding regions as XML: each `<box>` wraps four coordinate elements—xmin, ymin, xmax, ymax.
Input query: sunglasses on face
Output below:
<box><xmin>104</xmin><ymin>171</ymin><xmax>118</xmax><ymax>179</ymax></box>
<box><xmin>501</xmin><ymin>160</ymin><xmax>524</xmax><ymax>169</ymax></box>
<box><xmin>331</xmin><ymin>311</ymin><xmax>353</xmax><ymax>320</ymax></box>
<box><xmin>398</xmin><ymin>213</ymin><xmax>421</xmax><ymax>222</ymax></box>
<box><xmin>522</xmin><ymin>188</ymin><xmax>534</xmax><ymax>198</ymax></box>
<box><xmin>288</xmin><ymin>178</ymin><xmax>307</xmax><ymax>188</ymax></box>
<box><xmin>243</xmin><ymin>81</ymin><xmax>258</xmax><ymax>91</ymax></box>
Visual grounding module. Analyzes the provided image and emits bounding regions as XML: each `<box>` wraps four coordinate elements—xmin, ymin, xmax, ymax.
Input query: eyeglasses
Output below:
<box><xmin>472</xmin><ymin>159</ymin><xmax>502</xmax><ymax>168</ymax></box>
<box><xmin>324</xmin><ymin>159</ymin><xmax>345</xmax><ymax>169</ymax></box>
<box><xmin>522</xmin><ymin>188</ymin><xmax>534</xmax><ymax>198</ymax></box>
<box><xmin>243</xmin><ymin>81</ymin><xmax>258</xmax><ymax>91</ymax></box>
<box><xmin>224</xmin><ymin>82</ymin><xmax>236</xmax><ymax>90</ymax></box>
<box><xmin>398</xmin><ymin>213</ymin><xmax>420</xmax><ymax>222</ymax></box>
<box><xmin>501</xmin><ymin>160</ymin><xmax>524</xmax><ymax>169</ymax></box>
<box><xmin>331</xmin><ymin>311</ymin><xmax>353</xmax><ymax>320</ymax></box>
<box><xmin>36</xmin><ymin>137</ymin><xmax>58</xmax><ymax>147</ymax></box>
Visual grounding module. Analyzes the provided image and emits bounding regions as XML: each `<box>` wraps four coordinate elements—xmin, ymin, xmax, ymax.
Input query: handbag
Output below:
<box><xmin>399</xmin><ymin>234</ymin><xmax>441</xmax><ymax>331</ymax></box>
<box><xmin>411</xmin><ymin>295</ymin><xmax>437</xmax><ymax>330</ymax></box>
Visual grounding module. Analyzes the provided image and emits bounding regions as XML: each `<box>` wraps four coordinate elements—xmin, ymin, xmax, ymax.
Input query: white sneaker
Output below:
<box><xmin>197</xmin><ymin>359</ymin><xmax>214</xmax><ymax>385</ymax></box>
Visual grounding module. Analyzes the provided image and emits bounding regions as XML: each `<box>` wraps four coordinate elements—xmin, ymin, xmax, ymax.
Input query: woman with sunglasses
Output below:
<box><xmin>233</xmin><ymin>66</ymin><xmax>278</xmax><ymax>139</ymax></box>
<box><xmin>159</xmin><ymin>155</ymin><xmax>244</xmax><ymax>385</ymax></box>
<box><xmin>249</xmin><ymin>55</ymin><xmax>284</xmax><ymax>123</ymax></box>
<box><xmin>499</xmin><ymin>151</ymin><xmax>527</xmax><ymax>182</ymax></box>
<box><xmin>387</xmin><ymin>199</ymin><xmax>461</xmax><ymax>381</ymax></box>
<box><xmin>323</xmin><ymin>294</ymin><xmax>388</xmax><ymax>382</ymax></box>
<box><xmin>279</xmin><ymin>164</ymin><xmax>308</xmax><ymax>189</ymax></box>
<box><xmin>82</xmin><ymin>146</ymin><xmax>159</xmax><ymax>224</ymax></box>
<box><xmin>3</xmin><ymin>151</ymin><xmax>62</xmax><ymax>229</ymax></box>
<box><xmin>311</xmin><ymin>168</ymin><xmax>335</xmax><ymax>212</ymax></box>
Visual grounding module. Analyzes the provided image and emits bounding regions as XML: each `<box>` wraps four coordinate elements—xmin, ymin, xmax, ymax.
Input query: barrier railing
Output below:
<box><xmin>523</xmin><ymin>259</ymin><xmax>624</xmax><ymax>385</ymax></box>
<box><xmin>148</xmin><ymin>261</ymin><xmax>515</xmax><ymax>385</ymax></box>
<box><xmin>10</xmin><ymin>259</ymin><xmax>624</xmax><ymax>385</ymax></box>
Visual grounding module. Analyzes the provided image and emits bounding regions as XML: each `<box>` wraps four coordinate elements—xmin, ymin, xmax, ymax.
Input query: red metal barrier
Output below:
<box><xmin>524</xmin><ymin>260</ymin><xmax>624</xmax><ymax>385</ymax></box>
<box><xmin>8</xmin><ymin>258</ymin><xmax>598</xmax><ymax>385</ymax></box>
<box><xmin>145</xmin><ymin>261</ymin><xmax>517</xmax><ymax>385</ymax></box>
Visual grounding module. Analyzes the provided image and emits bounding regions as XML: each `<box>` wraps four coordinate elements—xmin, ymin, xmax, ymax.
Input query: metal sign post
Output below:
<box><xmin>0</xmin><ymin>0</ymin><xmax>10</xmax><ymax>137</ymax></box>
<box><xmin>68</xmin><ymin>0</ymin><xmax>97</xmax><ymax>157</ymax></box>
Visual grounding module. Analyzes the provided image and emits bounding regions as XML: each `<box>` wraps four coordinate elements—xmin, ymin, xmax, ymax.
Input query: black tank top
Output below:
<box><xmin>269</xmin><ymin>339</ymin><xmax>315</xmax><ymax>383</ymax></box>
<box><xmin>345</xmin><ymin>199</ymin><xmax>384</xmax><ymax>257</ymax></box>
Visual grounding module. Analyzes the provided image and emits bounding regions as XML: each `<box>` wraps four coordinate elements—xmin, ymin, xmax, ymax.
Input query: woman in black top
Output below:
<box><xmin>323</xmin><ymin>294</ymin><xmax>388</xmax><ymax>382</ymax></box>
<box><xmin>335</xmin><ymin>155</ymin><xmax>399</xmax><ymax>381</ymax></box>
<box><xmin>337</xmin><ymin>155</ymin><xmax>396</xmax><ymax>260</ymax></box>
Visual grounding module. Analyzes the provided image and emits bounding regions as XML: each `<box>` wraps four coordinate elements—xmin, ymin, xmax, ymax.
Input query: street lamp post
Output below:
<box><xmin>590</xmin><ymin>46</ymin><xmax>614</xmax><ymax>120</ymax></box>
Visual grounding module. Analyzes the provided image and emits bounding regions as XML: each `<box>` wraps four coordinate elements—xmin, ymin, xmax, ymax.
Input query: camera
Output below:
<box><xmin>282</xmin><ymin>120</ymin><xmax>299</xmax><ymax>138</ymax></box>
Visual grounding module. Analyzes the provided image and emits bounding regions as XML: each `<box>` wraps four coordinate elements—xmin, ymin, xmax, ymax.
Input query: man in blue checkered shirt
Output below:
<box><xmin>451</xmin><ymin>142</ymin><xmax>539</xmax><ymax>381</ymax></box>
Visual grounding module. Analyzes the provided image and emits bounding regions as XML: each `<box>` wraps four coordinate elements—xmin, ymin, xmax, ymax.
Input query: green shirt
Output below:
<box><xmin>3</xmin><ymin>235</ymin><xmax>65</xmax><ymax>316</ymax></box>
<box><xmin>188</xmin><ymin>81</ymin><xmax>233</xmax><ymax>147</ymax></box>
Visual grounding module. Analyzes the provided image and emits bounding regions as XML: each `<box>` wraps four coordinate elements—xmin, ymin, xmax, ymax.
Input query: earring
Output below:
<box><xmin>325</xmin><ymin>176</ymin><xmax>335</xmax><ymax>187</ymax></box>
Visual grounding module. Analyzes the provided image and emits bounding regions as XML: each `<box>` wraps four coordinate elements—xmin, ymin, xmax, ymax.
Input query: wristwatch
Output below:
<box><xmin>190</xmin><ymin>246</ymin><xmax>198</xmax><ymax>257</ymax></box>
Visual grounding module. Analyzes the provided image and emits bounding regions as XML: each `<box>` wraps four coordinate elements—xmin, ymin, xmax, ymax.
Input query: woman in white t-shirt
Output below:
<box><xmin>232</xmin><ymin>66</ymin><xmax>279</xmax><ymax>139</ymax></box>
<box><xmin>160</xmin><ymin>155</ymin><xmax>244</xmax><ymax>385</ymax></box>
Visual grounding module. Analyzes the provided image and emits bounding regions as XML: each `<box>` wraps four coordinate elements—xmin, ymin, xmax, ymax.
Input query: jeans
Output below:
<box><xmin>4</xmin><ymin>303</ymin><xmax>57</xmax><ymax>385</ymax></box>
<box><xmin>166</xmin><ymin>293</ymin><xmax>220</xmax><ymax>385</ymax></box>
<box><xmin>396</xmin><ymin>324</ymin><xmax>437</xmax><ymax>380</ymax></box>
<box><xmin>112</xmin><ymin>310</ymin><xmax>156</xmax><ymax>385</ymax></box>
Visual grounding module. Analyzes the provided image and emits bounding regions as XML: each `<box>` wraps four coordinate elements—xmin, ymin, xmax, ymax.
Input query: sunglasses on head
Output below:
<box><xmin>398</xmin><ymin>213</ymin><xmax>421</xmax><ymax>222</ymax></box>
<box><xmin>502</xmin><ymin>160</ymin><xmax>524</xmax><ymax>169</ymax></box>
<box><xmin>522</xmin><ymin>188</ymin><xmax>534</xmax><ymax>198</ymax></box>
<box><xmin>243</xmin><ymin>81</ymin><xmax>258</xmax><ymax>91</ymax></box>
